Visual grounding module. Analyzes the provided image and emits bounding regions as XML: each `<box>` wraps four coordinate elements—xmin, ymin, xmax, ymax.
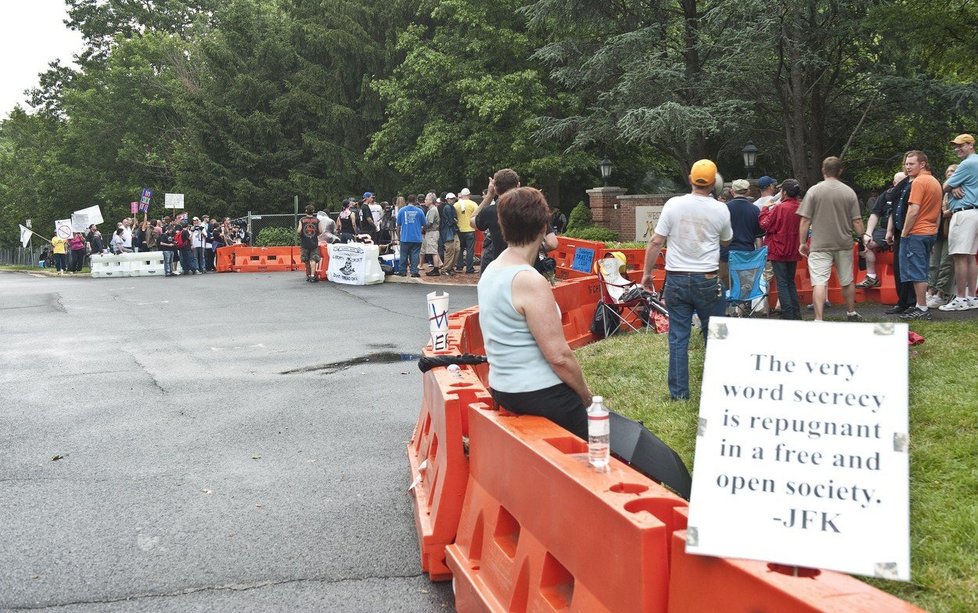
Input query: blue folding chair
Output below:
<box><xmin>725</xmin><ymin>246</ymin><xmax>769</xmax><ymax>317</ymax></box>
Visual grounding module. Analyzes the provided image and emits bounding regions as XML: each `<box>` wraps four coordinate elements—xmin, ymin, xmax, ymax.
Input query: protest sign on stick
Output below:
<box><xmin>164</xmin><ymin>193</ymin><xmax>184</xmax><ymax>209</ymax></box>
<box><xmin>139</xmin><ymin>188</ymin><xmax>152</xmax><ymax>213</ymax></box>
<box><xmin>55</xmin><ymin>219</ymin><xmax>72</xmax><ymax>240</ymax></box>
<box><xmin>686</xmin><ymin>318</ymin><xmax>910</xmax><ymax>581</ymax></box>
<box><xmin>74</xmin><ymin>205</ymin><xmax>103</xmax><ymax>225</ymax></box>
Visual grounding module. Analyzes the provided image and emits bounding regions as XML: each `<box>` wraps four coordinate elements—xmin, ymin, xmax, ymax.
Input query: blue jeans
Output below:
<box><xmin>398</xmin><ymin>242</ymin><xmax>421</xmax><ymax>275</ymax></box>
<box><xmin>664</xmin><ymin>272</ymin><xmax>723</xmax><ymax>400</ymax></box>
<box><xmin>179</xmin><ymin>248</ymin><xmax>195</xmax><ymax>273</ymax></box>
<box><xmin>163</xmin><ymin>251</ymin><xmax>174</xmax><ymax>275</ymax></box>
<box><xmin>457</xmin><ymin>232</ymin><xmax>475</xmax><ymax>271</ymax></box>
<box><xmin>772</xmin><ymin>261</ymin><xmax>800</xmax><ymax>320</ymax></box>
<box><xmin>193</xmin><ymin>247</ymin><xmax>207</xmax><ymax>273</ymax></box>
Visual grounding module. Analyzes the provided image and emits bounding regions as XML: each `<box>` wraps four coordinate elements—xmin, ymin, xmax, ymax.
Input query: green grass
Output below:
<box><xmin>577</xmin><ymin>322</ymin><xmax>978</xmax><ymax>613</ymax></box>
<box><xmin>0</xmin><ymin>265</ymin><xmax>90</xmax><ymax>274</ymax></box>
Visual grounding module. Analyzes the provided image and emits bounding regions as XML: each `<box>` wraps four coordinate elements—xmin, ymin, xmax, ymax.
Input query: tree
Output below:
<box><xmin>368</xmin><ymin>0</ymin><xmax>591</xmax><ymax>201</ymax></box>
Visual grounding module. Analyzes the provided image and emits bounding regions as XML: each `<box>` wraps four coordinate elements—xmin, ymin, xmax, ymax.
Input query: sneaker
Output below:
<box><xmin>846</xmin><ymin>312</ymin><xmax>863</xmax><ymax>322</ymax></box>
<box><xmin>411</xmin><ymin>273</ymin><xmax>421</xmax><ymax>278</ymax></box>
<box><xmin>968</xmin><ymin>297</ymin><xmax>978</xmax><ymax>310</ymax></box>
<box><xmin>939</xmin><ymin>297</ymin><xmax>970</xmax><ymax>311</ymax></box>
<box><xmin>426</xmin><ymin>270</ymin><xmax>441</xmax><ymax>277</ymax></box>
<box><xmin>310</xmin><ymin>277</ymin><xmax>319</xmax><ymax>283</ymax></box>
<box><xmin>900</xmin><ymin>307</ymin><xmax>932</xmax><ymax>321</ymax></box>
<box><xmin>926</xmin><ymin>294</ymin><xmax>945</xmax><ymax>309</ymax></box>
<box><xmin>856</xmin><ymin>276</ymin><xmax>880</xmax><ymax>288</ymax></box>
<box><xmin>884</xmin><ymin>305</ymin><xmax>910</xmax><ymax>315</ymax></box>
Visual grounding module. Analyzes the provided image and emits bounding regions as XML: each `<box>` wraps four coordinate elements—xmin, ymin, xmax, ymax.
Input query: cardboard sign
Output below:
<box><xmin>686</xmin><ymin>318</ymin><xmax>910</xmax><ymax>581</ymax></box>
<box><xmin>571</xmin><ymin>247</ymin><xmax>595</xmax><ymax>273</ymax></box>
<box><xmin>130</xmin><ymin>201</ymin><xmax>139</xmax><ymax>214</ymax></box>
<box><xmin>327</xmin><ymin>243</ymin><xmax>369</xmax><ymax>285</ymax></box>
<box><xmin>55</xmin><ymin>219</ymin><xmax>73</xmax><ymax>240</ymax></box>
<box><xmin>164</xmin><ymin>193</ymin><xmax>184</xmax><ymax>209</ymax></box>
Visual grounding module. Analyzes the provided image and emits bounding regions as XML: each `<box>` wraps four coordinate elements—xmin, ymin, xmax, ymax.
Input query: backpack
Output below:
<box><xmin>174</xmin><ymin>230</ymin><xmax>187</xmax><ymax>249</ymax></box>
<box><xmin>300</xmin><ymin>215</ymin><xmax>320</xmax><ymax>248</ymax></box>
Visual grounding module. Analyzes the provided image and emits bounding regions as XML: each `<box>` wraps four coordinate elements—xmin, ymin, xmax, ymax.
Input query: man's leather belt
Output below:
<box><xmin>952</xmin><ymin>204</ymin><xmax>978</xmax><ymax>215</ymax></box>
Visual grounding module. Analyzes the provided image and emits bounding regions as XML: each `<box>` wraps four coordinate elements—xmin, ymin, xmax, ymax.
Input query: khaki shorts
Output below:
<box><xmin>422</xmin><ymin>230</ymin><xmax>440</xmax><ymax>255</ymax></box>
<box><xmin>808</xmin><ymin>249</ymin><xmax>853</xmax><ymax>286</ymax></box>
<box><xmin>948</xmin><ymin>209</ymin><xmax>978</xmax><ymax>255</ymax></box>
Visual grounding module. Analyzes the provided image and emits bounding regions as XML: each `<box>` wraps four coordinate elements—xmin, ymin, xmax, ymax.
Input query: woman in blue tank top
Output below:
<box><xmin>477</xmin><ymin>186</ymin><xmax>592</xmax><ymax>439</ymax></box>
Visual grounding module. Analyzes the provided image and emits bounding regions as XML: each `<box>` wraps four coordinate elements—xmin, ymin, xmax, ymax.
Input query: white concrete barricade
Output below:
<box><xmin>131</xmin><ymin>252</ymin><xmax>165</xmax><ymax>277</ymax></box>
<box><xmin>90</xmin><ymin>252</ymin><xmax>165</xmax><ymax>278</ymax></box>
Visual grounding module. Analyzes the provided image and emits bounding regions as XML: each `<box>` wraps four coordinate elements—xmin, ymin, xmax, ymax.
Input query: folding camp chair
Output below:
<box><xmin>595</xmin><ymin>256</ymin><xmax>668</xmax><ymax>337</ymax></box>
<box><xmin>724</xmin><ymin>246</ymin><xmax>769</xmax><ymax>317</ymax></box>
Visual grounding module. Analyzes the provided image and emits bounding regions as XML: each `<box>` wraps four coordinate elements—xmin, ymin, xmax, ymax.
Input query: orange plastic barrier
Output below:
<box><xmin>475</xmin><ymin>230</ymin><xmax>484</xmax><ymax>258</ymax></box>
<box><xmin>215</xmin><ymin>245</ymin><xmax>238</xmax><ymax>272</ymax></box>
<box><xmin>446</xmin><ymin>405</ymin><xmax>687</xmax><ymax>612</ymax></box>
<box><xmin>314</xmin><ymin>245</ymin><xmax>331</xmax><ymax>280</ymax></box>
<box><xmin>230</xmin><ymin>247</ymin><xmax>295</xmax><ymax>272</ymax></box>
<box><xmin>552</xmin><ymin>277</ymin><xmax>602</xmax><ymax>348</ymax></box>
<box><xmin>667</xmin><ymin>526</ymin><xmax>923</xmax><ymax>612</ymax></box>
<box><xmin>408</xmin><ymin>360</ymin><xmax>492</xmax><ymax>581</ymax></box>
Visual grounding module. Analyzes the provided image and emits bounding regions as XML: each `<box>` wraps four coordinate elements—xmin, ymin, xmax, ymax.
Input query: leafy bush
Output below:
<box><xmin>605</xmin><ymin>241</ymin><xmax>646</xmax><ymax>249</ymax></box>
<box><xmin>255</xmin><ymin>226</ymin><xmax>297</xmax><ymax>246</ymax></box>
<box><xmin>563</xmin><ymin>226</ymin><xmax>619</xmax><ymax>242</ymax></box>
<box><xmin>567</xmin><ymin>202</ymin><xmax>591</xmax><ymax>230</ymax></box>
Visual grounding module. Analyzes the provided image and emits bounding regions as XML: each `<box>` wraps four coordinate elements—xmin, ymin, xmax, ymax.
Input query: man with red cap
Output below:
<box><xmin>641</xmin><ymin>159</ymin><xmax>732</xmax><ymax>400</ymax></box>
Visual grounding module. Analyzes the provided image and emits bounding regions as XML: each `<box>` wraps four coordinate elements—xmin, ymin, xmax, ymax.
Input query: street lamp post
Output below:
<box><xmin>742</xmin><ymin>141</ymin><xmax>758</xmax><ymax>180</ymax></box>
<box><xmin>599</xmin><ymin>157</ymin><xmax>613</xmax><ymax>187</ymax></box>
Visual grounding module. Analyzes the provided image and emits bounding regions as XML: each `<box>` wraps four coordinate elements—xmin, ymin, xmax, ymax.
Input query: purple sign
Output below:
<box><xmin>139</xmin><ymin>188</ymin><xmax>153</xmax><ymax>213</ymax></box>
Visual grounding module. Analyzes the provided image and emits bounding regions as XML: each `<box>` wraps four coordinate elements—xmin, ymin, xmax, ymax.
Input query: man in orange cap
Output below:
<box><xmin>641</xmin><ymin>159</ymin><xmax>733</xmax><ymax>400</ymax></box>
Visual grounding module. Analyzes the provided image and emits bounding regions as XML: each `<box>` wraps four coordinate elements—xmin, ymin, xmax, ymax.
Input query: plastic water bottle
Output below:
<box><xmin>588</xmin><ymin>396</ymin><xmax>610</xmax><ymax>471</ymax></box>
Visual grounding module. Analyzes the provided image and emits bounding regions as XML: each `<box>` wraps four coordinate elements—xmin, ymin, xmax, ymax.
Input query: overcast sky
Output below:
<box><xmin>0</xmin><ymin>1</ymin><xmax>85</xmax><ymax>117</ymax></box>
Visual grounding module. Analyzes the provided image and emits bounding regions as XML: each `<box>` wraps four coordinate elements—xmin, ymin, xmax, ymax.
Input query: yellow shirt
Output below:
<box><xmin>455</xmin><ymin>199</ymin><xmax>477</xmax><ymax>233</ymax></box>
<box><xmin>51</xmin><ymin>237</ymin><xmax>67</xmax><ymax>254</ymax></box>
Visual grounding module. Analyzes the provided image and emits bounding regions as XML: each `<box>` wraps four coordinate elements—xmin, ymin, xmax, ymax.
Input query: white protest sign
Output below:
<box><xmin>164</xmin><ymin>193</ymin><xmax>185</xmax><ymax>209</ymax></box>
<box><xmin>55</xmin><ymin>219</ymin><xmax>73</xmax><ymax>239</ymax></box>
<box><xmin>427</xmin><ymin>291</ymin><xmax>450</xmax><ymax>351</ymax></box>
<box><xmin>71</xmin><ymin>213</ymin><xmax>90</xmax><ymax>232</ymax></box>
<box><xmin>327</xmin><ymin>243</ymin><xmax>368</xmax><ymax>285</ymax></box>
<box><xmin>74</xmin><ymin>205</ymin><xmax>103</xmax><ymax>225</ymax></box>
<box><xmin>687</xmin><ymin>318</ymin><xmax>910</xmax><ymax>581</ymax></box>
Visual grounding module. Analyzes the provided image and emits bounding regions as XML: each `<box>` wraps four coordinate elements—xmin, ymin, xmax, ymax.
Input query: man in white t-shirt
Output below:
<box><xmin>642</xmin><ymin>159</ymin><xmax>733</xmax><ymax>400</ymax></box>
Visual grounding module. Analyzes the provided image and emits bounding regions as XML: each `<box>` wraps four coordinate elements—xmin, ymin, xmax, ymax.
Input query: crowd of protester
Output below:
<box><xmin>708</xmin><ymin>133</ymin><xmax>978</xmax><ymax>321</ymax></box>
<box><xmin>45</xmin><ymin>214</ymin><xmax>251</xmax><ymax>276</ymax></box>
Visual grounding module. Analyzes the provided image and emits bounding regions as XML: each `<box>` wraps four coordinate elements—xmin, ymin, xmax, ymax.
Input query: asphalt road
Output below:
<box><xmin>0</xmin><ymin>270</ymin><xmax>478</xmax><ymax>612</ymax></box>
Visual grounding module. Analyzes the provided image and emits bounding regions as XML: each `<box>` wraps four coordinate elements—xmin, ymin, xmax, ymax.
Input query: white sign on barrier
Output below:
<box><xmin>686</xmin><ymin>318</ymin><xmax>910</xmax><ymax>581</ymax></box>
<box><xmin>327</xmin><ymin>243</ymin><xmax>368</xmax><ymax>285</ymax></box>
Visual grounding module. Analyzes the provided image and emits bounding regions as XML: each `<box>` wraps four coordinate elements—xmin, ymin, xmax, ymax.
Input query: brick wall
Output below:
<box><xmin>586</xmin><ymin>188</ymin><xmax>681</xmax><ymax>242</ymax></box>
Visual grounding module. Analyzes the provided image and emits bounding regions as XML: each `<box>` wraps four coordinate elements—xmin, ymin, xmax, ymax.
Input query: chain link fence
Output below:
<box><xmin>0</xmin><ymin>247</ymin><xmax>46</xmax><ymax>267</ymax></box>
